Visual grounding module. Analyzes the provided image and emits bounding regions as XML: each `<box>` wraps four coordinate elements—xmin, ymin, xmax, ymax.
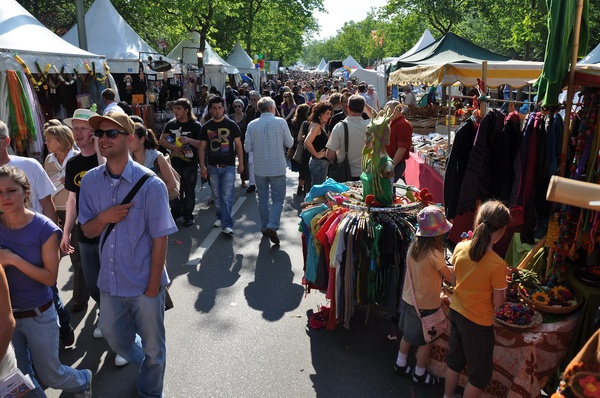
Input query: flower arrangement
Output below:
<box><xmin>520</xmin><ymin>284</ymin><xmax>577</xmax><ymax>307</ymax></box>
<box><xmin>495</xmin><ymin>303</ymin><xmax>535</xmax><ymax>326</ymax></box>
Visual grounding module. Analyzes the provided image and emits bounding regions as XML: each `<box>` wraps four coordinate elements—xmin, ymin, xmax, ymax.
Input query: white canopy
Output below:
<box><xmin>0</xmin><ymin>0</ymin><xmax>105</xmax><ymax>72</ymax></box>
<box><xmin>350</xmin><ymin>68</ymin><xmax>387</xmax><ymax>106</ymax></box>
<box><xmin>168</xmin><ymin>32</ymin><xmax>238</xmax><ymax>94</ymax></box>
<box><xmin>226</xmin><ymin>42</ymin><xmax>259</xmax><ymax>88</ymax></box>
<box><xmin>316</xmin><ymin>58</ymin><xmax>327</xmax><ymax>72</ymax></box>
<box><xmin>343</xmin><ymin>55</ymin><xmax>362</xmax><ymax>70</ymax></box>
<box><xmin>62</xmin><ymin>0</ymin><xmax>174</xmax><ymax>74</ymax></box>
<box><xmin>399</xmin><ymin>29</ymin><xmax>436</xmax><ymax>60</ymax></box>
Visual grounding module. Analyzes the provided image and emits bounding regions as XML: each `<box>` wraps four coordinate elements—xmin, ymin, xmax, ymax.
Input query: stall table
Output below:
<box><xmin>404</xmin><ymin>152</ymin><xmax>444</xmax><ymax>204</ymax></box>
<box><xmin>428</xmin><ymin>312</ymin><xmax>578</xmax><ymax>398</ymax></box>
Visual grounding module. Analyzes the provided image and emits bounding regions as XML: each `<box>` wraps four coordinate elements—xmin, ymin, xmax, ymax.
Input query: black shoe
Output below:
<box><xmin>246</xmin><ymin>185</ymin><xmax>256</xmax><ymax>193</ymax></box>
<box><xmin>264</xmin><ymin>228</ymin><xmax>280</xmax><ymax>245</ymax></box>
<box><xmin>184</xmin><ymin>219</ymin><xmax>194</xmax><ymax>227</ymax></box>
<box><xmin>71</xmin><ymin>301</ymin><xmax>88</xmax><ymax>313</ymax></box>
<box><xmin>60</xmin><ymin>325</ymin><xmax>75</xmax><ymax>347</ymax></box>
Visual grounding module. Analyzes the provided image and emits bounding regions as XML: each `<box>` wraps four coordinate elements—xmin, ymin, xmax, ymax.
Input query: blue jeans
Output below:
<box><xmin>12</xmin><ymin>306</ymin><xmax>90</xmax><ymax>396</ymax></box>
<box><xmin>255</xmin><ymin>174</ymin><xmax>286</xmax><ymax>230</ymax></box>
<box><xmin>173</xmin><ymin>165</ymin><xmax>198</xmax><ymax>221</ymax></box>
<box><xmin>208</xmin><ymin>165</ymin><xmax>236</xmax><ymax>229</ymax></box>
<box><xmin>79</xmin><ymin>241</ymin><xmax>101</xmax><ymax>304</ymax></box>
<box><xmin>309</xmin><ymin>157</ymin><xmax>329</xmax><ymax>186</ymax></box>
<box><xmin>51</xmin><ymin>285</ymin><xmax>70</xmax><ymax>333</ymax></box>
<box><xmin>99</xmin><ymin>289</ymin><xmax>166</xmax><ymax>398</ymax></box>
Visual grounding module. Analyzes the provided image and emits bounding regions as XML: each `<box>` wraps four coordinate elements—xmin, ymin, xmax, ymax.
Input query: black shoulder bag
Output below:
<box><xmin>101</xmin><ymin>172</ymin><xmax>153</xmax><ymax>251</ymax></box>
<box><xmin>327</xmin><ymin>120</ymin><xmax>351</xmax><ymax>182</ymax></box>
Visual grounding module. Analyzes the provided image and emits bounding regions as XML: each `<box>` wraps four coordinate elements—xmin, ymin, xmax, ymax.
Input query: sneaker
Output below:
<box><xmin>184</xmin><ymin>218</ymin><xmax>194</xmax><ymax>227</ymax></box>
<box><xmin>246</xmin><ymin>185</ymin><xmax>256</xmax><ymax>193</ymax></box>
<box><xmin>93</xmin><ymin>326</ymin><xmax>103</xmax><ymax>339</ymax></box>
<box><xmin>214</xmin><ymin>219</ymin><xmax>222</xmax><ymax>228</ymax></box>
<box><xmin>223</xmin><ymin>227</ymin><xmax>233</xmax><ymax>235</ymax></box>
<box><xmin>393</xmin><ymin>363</ymin><xmax>412</xmax><ymax>377</ymax></box>
<box><xmin>60</xmin><ymin>325</ymin><xmax>75</xmax><ymax>347</ymax></box>
<box><xmin>74</xmin><ymin>369</ymin><xmax>92</xmax><ymax>398</ymax></box>
<box><xmin>114</xmin><ymin>354</ymin><xmax>129</xmax><ymax>367</ymax></box>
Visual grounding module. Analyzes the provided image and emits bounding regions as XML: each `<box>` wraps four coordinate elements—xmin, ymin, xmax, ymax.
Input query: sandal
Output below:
<box><xmin>393</xmin><ymin>363</ymin><xmax>412</xmax><ymax>377</ymax></box>
<box><xmin>412</xmin><ymin>370</ymin><xmax>440</xmax><ymax>386</ymax></box>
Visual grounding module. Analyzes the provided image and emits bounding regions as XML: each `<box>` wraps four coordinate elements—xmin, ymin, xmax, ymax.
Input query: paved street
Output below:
<box><xmin>47</xmin><ymin>169</ymin><xmax>446</xmax><ymax>397</ymax></box>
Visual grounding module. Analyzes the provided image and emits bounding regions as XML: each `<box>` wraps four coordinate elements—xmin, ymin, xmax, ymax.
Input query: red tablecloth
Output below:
<box><xmin>404</xmin><ymin>152</ymin><xmax>444</xmax><ymax>205</ymax></box>
<box><xmin>428</xmin><ymin>312</ymin><xmax>578</xmax><ymax>398</ymax></box>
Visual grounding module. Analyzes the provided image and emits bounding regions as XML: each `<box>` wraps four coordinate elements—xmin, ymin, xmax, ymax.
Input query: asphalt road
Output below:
<box><xmin>47</xmin><ymin>169</ymin><xmax>446</xmax><ymax>397</ymax></box>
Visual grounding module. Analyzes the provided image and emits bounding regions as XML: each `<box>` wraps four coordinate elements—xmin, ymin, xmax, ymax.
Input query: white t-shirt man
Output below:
<box><xmin>7</xmin><ymin>155</ymin><xmax>56</xmax><ymax>213</ymax></box>
<box><xmin>326</xmin><ymin>116</ymin><xmax>370</xmax><ymax>178</ymax></box>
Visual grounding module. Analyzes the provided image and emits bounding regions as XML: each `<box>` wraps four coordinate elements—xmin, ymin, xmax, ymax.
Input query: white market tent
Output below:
<box><xmin>168</xmin><ymin>32</ymin><xmax>238</xmax><ymax>95</ymax></box>
<box><xmin>398</xmin><ymin>29</ymin><xmax>436</xmax><ymax>60</ymax></box>
<box><xmin>226</xmin><ymin>42</ymin><xmax>260</xmax><ymax>88</ymax></box>
<box><xmin>315</xmin><ymin>58</ymin><xmax>327</xmax><ymax>73</ymax></box>
<box><xmin>580</xmin><ymin>42</ymin><xmax>600</xmax><ymax>65</ymax></box>
<box><xmin>343</xmin><ymin>55</ymin><xmax>362</xmax><ymax>70</ymax></box>
<box><xmin>0</xmin><ymin>0</ymin><xmax>105</xmax><ymax>72</ymax></box>
<box><xmin>62</xmin><ymin>0</ymin><xmax>175</xmax><ymax>74</ymax></box>
<box><xmin>349</xmin><ymin>68</ymin><xmax>387</xmax><ymax>106</ymax></box>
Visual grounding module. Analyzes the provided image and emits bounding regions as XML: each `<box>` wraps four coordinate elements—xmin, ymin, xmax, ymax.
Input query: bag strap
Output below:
<box><xmin>101</xmin><ymin>172</ymin><xmax>153</xmax><ymax>251</ymax></box>
<box><xmin>405</xmin><ymin>263</ymin><xmax>424</xmax><ymax>319</ymax></box>
<box><xmin>341</xmin><ymin>120</ymin><xmax>349</xmax><ymax>157</ymax></box>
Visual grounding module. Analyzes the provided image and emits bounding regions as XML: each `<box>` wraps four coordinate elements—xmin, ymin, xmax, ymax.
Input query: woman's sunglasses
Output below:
<box><xmin>94</xmin><ymin>129</ymin><xmax>128</xmax><ymax>138</ymax></box>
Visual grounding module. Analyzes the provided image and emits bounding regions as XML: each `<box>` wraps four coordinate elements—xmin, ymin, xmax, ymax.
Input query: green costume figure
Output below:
<box><xmin>360</xmin><ymin>105</ymin><xmax>396</xmax><ymax>206</ymax></box>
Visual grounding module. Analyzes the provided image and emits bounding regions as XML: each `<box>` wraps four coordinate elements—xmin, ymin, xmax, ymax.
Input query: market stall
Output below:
<box><xmin>0</xmin><ymin>0</ymin><xmax>107</xmax><ymax>156</ymax></box>
<box><xmin>429</xmin><ymin>311</ymin><xmax>578</xmax><ymax>398</ymax></box>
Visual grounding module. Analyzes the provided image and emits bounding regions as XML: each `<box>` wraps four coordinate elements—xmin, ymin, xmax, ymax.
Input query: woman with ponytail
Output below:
<box><xmin>444</xmin><ymin>200</ymin><xmax>511</xmax><ymax>398</ymax></box>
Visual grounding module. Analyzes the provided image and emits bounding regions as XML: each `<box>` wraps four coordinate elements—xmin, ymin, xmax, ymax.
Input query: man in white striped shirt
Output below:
<box><xmin>244</xmin><ymin>97</ymin><xmax>294</xmax><ymax>245</ymax></box>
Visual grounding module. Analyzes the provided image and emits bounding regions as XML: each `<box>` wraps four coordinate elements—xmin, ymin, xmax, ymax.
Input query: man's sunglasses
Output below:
<box><xmin>94</xmin><ymin>129</ymin><xmax>128</xmax><ymax>138</ymax></box>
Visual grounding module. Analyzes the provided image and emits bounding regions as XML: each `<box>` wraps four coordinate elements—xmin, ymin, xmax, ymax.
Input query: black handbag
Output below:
<box><xmin>328</xmin><ymin>120</ymin><xmax>351</xmax><ymax>182</ymax></box>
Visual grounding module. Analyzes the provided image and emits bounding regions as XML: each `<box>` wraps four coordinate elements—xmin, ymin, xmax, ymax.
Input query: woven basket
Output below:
<box><xmin>519</xmin><ymin>287</ymin><xmax>582</xmax><ymax>315</ymax></box>
<box><xmin>495</xmin><ymin>309</ymin><xmax>543</xmax><ymax>330</ymax></box>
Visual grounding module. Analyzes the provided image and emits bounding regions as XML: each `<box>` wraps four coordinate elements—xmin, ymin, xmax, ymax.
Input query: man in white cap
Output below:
<box><xmin>79</xmin><ymin>111</ymin><xmax>176</xmax><ymax>396</ymax></box>
<box><xmin>366</xmin><ymin>84</ymin><xmax>380</xmax><ymax>111</ymax></box>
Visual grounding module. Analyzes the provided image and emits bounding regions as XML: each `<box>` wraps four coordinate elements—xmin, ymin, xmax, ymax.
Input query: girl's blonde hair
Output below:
<box><xmin>409</xmin><ymin>234</ymin><xmax>445</xmax><ymax>263</ymax></box>
<box><xmin>468</xmin><ymin>200</ymin><xmax>511</xmax><ymax>262</ymax></box>
<box><xmin>45</xmin><ymin>125</ymin><xmax>75</xmax><ymax>153</ymax></box>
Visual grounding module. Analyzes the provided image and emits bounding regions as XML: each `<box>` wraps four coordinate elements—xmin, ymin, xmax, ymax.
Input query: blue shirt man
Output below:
<box><xmin>79</xmin><ymin>111</ymin><xmax>177</xmax><ymax>398</ymax></box>
<box><xmin>244</xmin><ymin>97</ymin><xmax>294</xmax><ymax>245</ymax></box>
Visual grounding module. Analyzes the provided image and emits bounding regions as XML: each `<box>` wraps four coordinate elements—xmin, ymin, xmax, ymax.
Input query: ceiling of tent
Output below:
<box><xmin>0</xmin><ymin>0</ymin><xmax>104</xmax><ymax>72</ymax></box>
<box><xmin>389</xmin><ymin>60</ymin><xmax>543</xmax><ymax>88</ymax></box>
<box><xmin>62</xmin><ymin>0</ymin><xmax>175</xmax><ymax>74</ymax></box>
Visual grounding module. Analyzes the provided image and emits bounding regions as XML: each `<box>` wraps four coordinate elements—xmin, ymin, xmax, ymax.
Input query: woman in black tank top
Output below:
<box><xmin>304</xmin><ymin>102</ymin><xmax>333</xmax><ymax>187</ymax></box>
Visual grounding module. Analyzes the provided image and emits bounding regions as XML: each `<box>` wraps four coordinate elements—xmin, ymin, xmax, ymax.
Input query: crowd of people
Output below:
<box><xmin>0</xmin><ymin>73</ymin><xmax>422</xmax><ymax>397</ymax></box>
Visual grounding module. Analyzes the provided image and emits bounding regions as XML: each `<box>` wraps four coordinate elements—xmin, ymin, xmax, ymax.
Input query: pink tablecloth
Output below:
<box><xmin>428</xmin><ymin>312</ymin><xmax>578</xmax><ymax>398</ymax></box>
<box><xmin>404</xmin><ymin>152</ymin><xmax>444</xmax><ymax>205</ymax></box>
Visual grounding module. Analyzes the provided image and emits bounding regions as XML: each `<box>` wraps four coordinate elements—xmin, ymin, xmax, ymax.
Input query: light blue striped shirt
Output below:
<box><xmin>78</xmin><ymin>158</ymin><xmax>177</xmax><ymax>296</ymax></box>
<box><xmin>244</xmin><ymin>112</ymin><xmax>294</xmax><ymax>177</ymax></box>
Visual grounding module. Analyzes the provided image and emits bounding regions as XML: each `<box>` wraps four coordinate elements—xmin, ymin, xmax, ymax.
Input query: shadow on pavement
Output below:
<box><xmin>244</xmin><ymin>237</ymin><xmax>304</xmax><ymax>321</ymax></box>
<box><xmin>306</xmin><ymin>306</ymin><xmax>447</xmax><ymax>398</ymax></box>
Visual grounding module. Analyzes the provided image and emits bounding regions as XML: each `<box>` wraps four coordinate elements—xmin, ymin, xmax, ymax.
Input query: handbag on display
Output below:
<box><xmin>406</xmin><ymin>263</ymin><xmax>447</xmax><ymax>343</ymax></box>
<box><xmin>328</xmin><ymin>120</ymin><xmax>351</xmax><ymax>183</ymax></box>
